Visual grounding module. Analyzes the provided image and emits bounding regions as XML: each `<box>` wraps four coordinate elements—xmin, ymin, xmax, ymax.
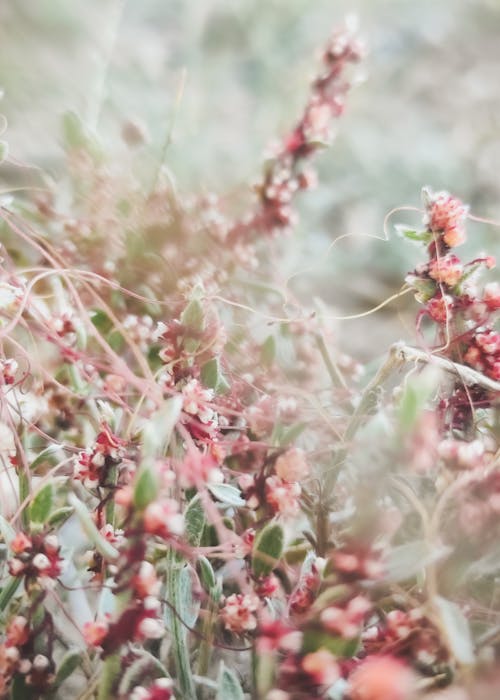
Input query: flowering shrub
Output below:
<box><xmin>0</xmin><ymin>17</ymin><xmax>498</xmax><ymax>700</ymax></box>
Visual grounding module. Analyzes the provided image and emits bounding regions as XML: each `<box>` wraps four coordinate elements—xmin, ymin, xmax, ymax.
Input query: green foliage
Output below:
<box><xmin>252</xmin><ymin>521</ymin><xmax>285</xmax><ymax>578</ymax></box>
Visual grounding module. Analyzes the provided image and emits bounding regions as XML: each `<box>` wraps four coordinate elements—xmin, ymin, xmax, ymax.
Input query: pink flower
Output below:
<box><xmin>320</xmin><ymin>595</ymin><xmax>371</xmax><ymax>638</ymax></box>
<box><xmin>484</xmin><ymin>282</ymin><xmax>500</xmax><ymax>310</ymax></box>
<box><xmin>143</xmin><ymin>499</ymin><xmax>184</xmax><ymax>539</ymax></box>
<box><xmin>348</xmin><ymin>656</ymin><xmax>416</xmax><ymax>700</ymax></box>
<box><xmin>426</xmin><ymin>294</ymin><xmax>453</xmax><ymax>323</ymax></box>
<box><xmin>301</xmin><ymin>649</ymin><xmax>340</xmax><ymax>687</ymax></box>
<box><xmin>428</xmin><ymin>255</ymin><xmax>463</xmax><ymax>287</ymax></box>
<box><xmin>275</xmin><ymin>448</ymin><xmax>310</xmax><ymax>482</ymax></box>
<box><xmin>82</xmin><ymin>619</ymin><xmax>109</xmax><ymax>647</ymax></box>
<box><xmin>265</xmin><ymin>476</ymin><xmax>301</xmax><ymax>516</ymax></box>
<box><xmin>425</xmin><ymin>190</ymin><xmax>468</xmax><ymax>247</ymax></box>
<box><xmin>221</xmin><ymin>593</ymin><xmax>259</xmax><ymax>634</ymax></box>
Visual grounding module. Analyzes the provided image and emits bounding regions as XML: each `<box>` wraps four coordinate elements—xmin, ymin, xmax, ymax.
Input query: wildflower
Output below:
<box><xmin>425</xmin><ymin>190</ymin><xmax>468</xmax><ymax>248</ymax></box>
<box><xmin>348</xmin><ymin>656</ymin><xmax>416</xmax><ymax>700</ymax></box>
<box><xmin>426</xmin><ymin>294</ymin><xmax>453</xmax><ymax>323</ymax></box>
<box><xmin>428</xmin><ymin>255</ymin><xmax>463</xmax><ymax>287</ymax></box>
<box><xmin>6</xmin><ymin>616</ymin><xmax>29</xmax><ymax>647</ymax></box>
<box><xmin>483</xmin><ymin>281</ymin><xmax>500</xmax><ymax>310</ymax></box>
<box><xmin>320</xmin><ymin>595</ymin><xmax>371</xmax><ymax>638</ymax></box>
<box><xmin>181</xmin><ymin>379</ymin><xmax>215</xmax><ymax>424</ymax></box>
<box><xmin>275</xmin><ymin>448</ymin><xmax>310</xmax><ymax>482</ymax></box>
<box><xmin>82</xmin><ymin>619</ymin><xmax>110</xmax><ymax>647</ymax></box>
<box><xmin>301</xmin><ymin>649</ymin><xmax>340</xmax><ymax>686</ymax></box>
<box><xmin>221</xmin><ymin>593</ymin><xmax>259</xmax><ymax>634</ymax></box>
<box><xmin>143</xmin><ymin>499</ymin><xmax>184</xmax><ymax>539</ymax></box>
<box><xmin>265</xmin><ymin>476</ymin><xmax>301</xmax><ymax>517</ymax></box>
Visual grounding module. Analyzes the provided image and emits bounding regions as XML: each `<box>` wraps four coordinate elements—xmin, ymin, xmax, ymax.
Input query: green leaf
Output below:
<box><xmin>395</xmin><ymin>225</ymin><xmax>432</xmax><ymax>244</ymax></box>
<box><xmin>302</xmin><ymin>630</ymin><xmax>359</xmax><ymax>658</ymax></box>
<box><xmin>184</xmin><ymin>495</ymin><xmax>205</xmax><ymax>547</ymax></box>
<box><xmin>385</xmin><ymin>540</ymin><xmax>452</xmax><ymax>583</ymax></box>
<box><xmin>0</xmin><ymin>514</ymin><xmax>16</xmax><ymax>545</ymax></box>
<box><xmin>207</xmin><ymin>483</ymin><xmax>245</xmax><ymax>507</ymax></box>
<box><xmin>54</xmin><ymin>650</ymin><xmax>82</xmax><ymax>688</ymax></box>
<box><xmin>30</xmin><ymin>444</ymin><xmax>63</xmax><ymax>471</ymax></box>
<box><xmin>48</xmin><ymin>506</ymin><xmax>74</xmax><ymax>527</ymax></box>
<box><xmin>29</xmin><ymin>483</ymin><xmax>54</xmax><ymax>524</ymax></box>
<box><xmin>201</xmin><ymin>357</ymin><xmax>229</xmax><ymax>393</ymax></box>
<box><xmin>62</xmin><ymin>111</ymin><xmax>88</xmax><ymax>150</ymax></box>
<box><xmin>434</xmin><ymin>596</ymin><xmax>474</xmax><ymax>665</ymax></box>
<box><xmin>11</xmin><ymin>674</ymin><xmax>35</xmax><ymax>700</ymax></box>
<box><xmin>279</xmin><ymin>422</ymin><xmax>307</xmax><ymax>447</ymax></box>
<box><xmin>198</xmin><ymin>555</ymin><xmax>217</xmax><ymax>594</ymax></box>
<box><xmin>252</xmin><ymin>522</ymin><xmax>285</xmax><ymax>578</ymax></box>
<box><xmin>142</xmin><ymin>395</ymin><xmax>183</xmax><ymax>460</ymax></box>
<box><xmin>90</xmin><ymin>309</ymin><xmax>113</xmax><ymax>334</ymax></box>
<box><xmin>133</xmin><ymin>467</ymin><xmax>158</xmax><ymax>510</ymax></box>
<box><xmin>397</xmin><ymin>366</ymin><xmax>439</xmax><ymax>433</ymax></box>
<box><xmin>260</xmin><ymin>335</ymin><xmax>276</xmax><ymax>366</ymax></box>
<box><xmin>180</xmin><ymin>297</ymin><xmax>204</xmax><ymax>331</ymax></box>
<box><xmin>216</xmin><ymin>662</ymin><xmax>244</xmax><ymax>700</ymax></box>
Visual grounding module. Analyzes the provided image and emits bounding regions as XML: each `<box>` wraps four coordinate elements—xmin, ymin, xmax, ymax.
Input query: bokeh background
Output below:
<box><xmin>1</xmin><ymin>0</ymin><xmax>499</xmax><ymax>360</ymax></box>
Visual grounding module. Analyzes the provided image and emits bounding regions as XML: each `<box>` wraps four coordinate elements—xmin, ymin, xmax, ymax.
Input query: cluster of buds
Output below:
<box><xmin>239</xmin><ymin>448</ymin><xmax>310</xmax><ymax>518</ymax></box>
<box><xmin>0</xmin><ymin>615</ymin><xmax>55</xmax><ymax>692</ymax></box>
<box><xmin>8</xmin><ymin>532</ymin><xmax>63</xmax><ymax>584</ymax></box>
<box><xmin>363</xmin><ymin>608</ymin><xmax>449</xmax><ymax>672</ymax></box>
<box><xmin>289</xmin><ymin>560</ymin><xmax>323</xmax><ymax>616</ymax></box>
<box><xmin>83</xmin><ymin>595</ymin><xmax>165</xmax><ymax>656</ymax></box>
<box><xmin>329</xmin><ymin>542</ymin><xmax>384</xmax><ymax>583</ymax></box>
<box><xmin>228</xmin><ymin>22</ymin><xmax>363</xmax><ymax>242</ymax></box>
<box><xmin>276</xmin><ymin>648</ymin><xmax>340</xmax><ymax>698</ymax></box>
<box><xmin>73</xmin><ymin>422</ymin><xmax>126</xmax><ymax>489</ymax></box>
<box><xmin>404</xmin><ymin>188</ymin><xmax>500</xmax><ymax>429</ymax></box>
<box><xmin>463</xmin><ymin>329</ymin><xmax>500</xmax><ymax>381</ymax></box>
<box><xmin>220</xmin><ymin>593</ymin><xmax>259</xmax><ymax>635</ymax></box>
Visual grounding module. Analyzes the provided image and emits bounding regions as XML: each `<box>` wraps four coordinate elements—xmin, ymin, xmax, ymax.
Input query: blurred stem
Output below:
<box><xmin>196</xmin><ymin>603</ymin><xmax>215</xmax><ymax>678</ymax></box>
<box><xmin>97</xmin><ymin>590</ymin><xmax>129</xmax><ymax>700</ymax></box>
<box><xmin>314</xmin><ymin>333</ymin><xmax>347</xmax><ymax>391</ymax></box>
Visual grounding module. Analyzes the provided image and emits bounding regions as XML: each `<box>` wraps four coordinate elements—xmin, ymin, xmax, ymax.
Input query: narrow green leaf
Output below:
<box><xmin>29</xmin><ymin>483</ymin><xmax>54</xmax><ymax>524</ymax></box>
<box><xmin>48</xmin><ymin>506</ymin><xmax>74</xmax><ymax>527</ymax></box>
<box><xmin>216</xmin><ymin>662</ymin><xmax>244</xmax><ymax>700</ymax></box>
<box><xmin>185</xmin><ymin>495</ymin><xmax>205</xmax><ymax>547</ymax></box>
<box><xmin>207</xmin><ymin>483</ymin><xmax>245</xmax><ymax>507</ymax></box>
<box><xmin>198</xmin><ymin>556</ymin><xmax>217</xmax><ymax>593</ymax></box>
<box><xmin>252</xmin><ymin>522</ymin><xmax>285</xmax><ymax>578</ymax></box>
<box><xmin>0</xmin><ymin>515</ymin><xmax>16</xmax><ymax>545</ymax></box>
<box><xmin>133</xmin><ymin>467</ymin><xmax>158</xmax><ymax>510</ymax></box>
<box><xmin>30</xmin><ymin>444</ymin><xmax>63</xmax><ymax>471</ymax></box>
<box><xmin>260</xmin><ymin>336</ymin><xmax>276</xmax><ymax>366</ymax></box>
<box><xmin>54</xmin><ymin>650</ymin><xmax>82</xmax><ymax>688</ymax></box>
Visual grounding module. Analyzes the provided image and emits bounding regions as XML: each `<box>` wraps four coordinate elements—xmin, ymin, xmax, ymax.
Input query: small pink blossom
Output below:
<box><xmin>265</xmin><ymin>476</ymin><xmax>301</xmax><ymax>516</ymax></box>
<box><xmin>221</xmin><ymin>593</ymin><xmax>259</xmax><ymax>634</ymax></box>
<box><xmin>275</xmin><ymin>448</ymin><xmax>310</xmax><ymax>482</ymax></box>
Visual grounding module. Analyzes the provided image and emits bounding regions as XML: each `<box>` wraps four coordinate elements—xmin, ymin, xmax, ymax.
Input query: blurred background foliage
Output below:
<box><xmin>0</xmin><ymin>0</ymin><xmax>499</xmax><ymax>358</ymax></box>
